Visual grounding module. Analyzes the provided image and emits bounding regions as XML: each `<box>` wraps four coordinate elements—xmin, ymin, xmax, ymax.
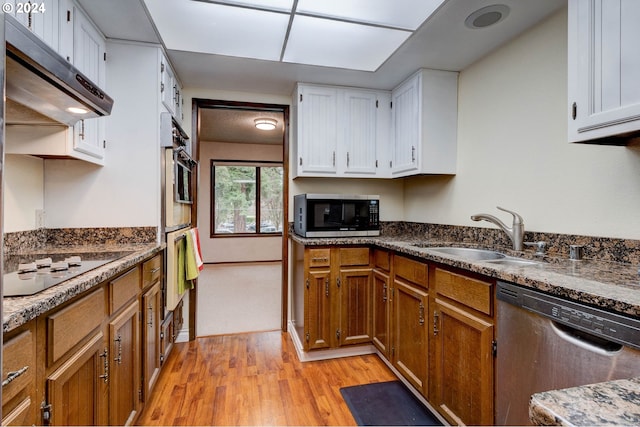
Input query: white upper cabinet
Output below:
<box><xmin>568</xmin><ymin>0</ymin><xmax>640</xmax><ymax>143</ymax></box>
<box><xmin>160</xmin><ymin>53</ymin><xmax>184</xmax><ymax>123</ymax></box>
<box><xmin>68</xmin><ymin>1</ymin><xmax>107</xmax><ymax>163</ymax></box>
<box><xmin>6</xmin><ymin>0</ymin><xmax>61</xmax><ymax>50</ymax></box>
<box><xmin>293</xmin><ymin>83</ymin><xmax>390</xmax><ymax>178</ymax></box>
<box><xmin>294</xmin><ymin>84</ymin><xmax>339</xmax><ymax>176</ymax></box>
<box><xmin>390</xmin><ymin>69</ymin><xmax>458</xmax><ymax>177</ymax></box>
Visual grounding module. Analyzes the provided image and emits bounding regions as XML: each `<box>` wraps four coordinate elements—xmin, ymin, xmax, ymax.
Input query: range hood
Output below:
<box><xmin>5</xmin><ymin>14</ymin><xmax>113</xmax><ymax>126</ymax></box>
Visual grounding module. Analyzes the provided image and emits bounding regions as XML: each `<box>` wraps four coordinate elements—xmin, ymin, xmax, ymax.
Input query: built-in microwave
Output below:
<box><xmin>294</xmin><ymin>194</ymin><xmax>380</xmax><ymax>237</ymax></box>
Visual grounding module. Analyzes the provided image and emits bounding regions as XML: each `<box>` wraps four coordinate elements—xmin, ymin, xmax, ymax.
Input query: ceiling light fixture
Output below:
<box><xmin>464</xmin><ymin>4</ymin><xmax>510</xmax><ymax>29</ymax></box>
<box><xmin>66</xmin><ymin>106</ymin><xmax>89</xmax><ymax>114</ymax></box>
<box><xmin>254</xmin><ymin>118</ymin><xmax>277</xmax><ymax>130</ymax></box>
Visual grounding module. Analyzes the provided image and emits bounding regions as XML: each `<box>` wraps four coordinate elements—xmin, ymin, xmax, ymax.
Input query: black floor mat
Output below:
<box><xmin>340</xmin><ymin>381</ymin><xmax>443</xmax><ymax>426</ymax></box>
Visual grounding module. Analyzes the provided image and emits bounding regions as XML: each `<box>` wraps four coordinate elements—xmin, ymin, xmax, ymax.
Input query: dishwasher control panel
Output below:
<box><xmin>497</xmin><ymin>281</ymin><xmax>640</xmax><ymax>350</ymax></box>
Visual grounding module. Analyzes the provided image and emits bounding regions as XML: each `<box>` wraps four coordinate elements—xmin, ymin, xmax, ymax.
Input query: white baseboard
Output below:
<box><xmin>175</xmin><ymin>327</ymin><xmax>189</xmax><ymax>343</ymax></box>
<box><xmin>287</xmin><ymin>321</ymin><xmax>376</xmax><ymax>362</ymax></box>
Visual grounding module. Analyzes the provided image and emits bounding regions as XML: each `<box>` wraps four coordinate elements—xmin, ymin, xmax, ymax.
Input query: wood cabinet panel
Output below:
<box><xmin>338</xmin><ymin>247</ymin><xmax>370</xmax><ymax>266</ymax></box>
<box><xmin>142</xmin><ymin>254</ymin><xmax>163</xmax><ymax>288</ymax></box>
<box><xmin>142</xmin><ymin>281</ymin><xmax>162</xmax><ymax>400</ymax></box>
<box><xmin>432</xmin><ymin>297</ymin><xmax>494</xmax><ymax>426</ymax></box>
<box><xmin>393</xmin><ymin>279</ymin><xmax>429</xmax><ymax>396</ymax></box>
<box><xmin>373</xmin><ymin>249</ymin><xmax>390</xmax><ymax>271</ymax></box>
<box><xmin>47</xmin><ymin>288</ymin><xmax>105</xmax><ymax>365</ymax></box>
<box><xmin>339</xmin><ymin>268</ymin><xmax>372</xmax><ymax>346</ymax></box>
<box><xmin>434</xmin><ymin>268</ymin><xmax>492</xmax><ymax>315</ymax></box>
<box><xmin>372</xmin><ymin>268</ymin><xmax>390</xmax><ymax>356</ymax></box>
<box><xmin>305</xmin><ymin>269</ymin><xmax>332</xmax><ymax>350</ymax></box>
<box><xmin>109</xmin><ymin>267</ymin><xmax>141</xmax><ymax>315</ymax></box>
<box><xmin>109</xmin><ymin>300</ymin><xmax>141</xmax><ymax>426</ymax></box>
<box><xmin>46</xmin><ymin>331</ymin><xmax>108</xmax><ymax>426</ymax></box>
<box><xmin>2</xmin><ymin>323</ymin><xmax>37</xmax><ymax>426</ymax></box>
<box><xmin>394</xmin><ymin>255</ymin><xmax>428</xmax><ymax>288</ymax></box>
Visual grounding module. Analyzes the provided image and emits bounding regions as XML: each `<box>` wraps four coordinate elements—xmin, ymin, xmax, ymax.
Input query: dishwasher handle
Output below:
<box><xmin>550</xmin><ymin>320</ymin><xmax>623</xmax><ymax>356</ymax></box>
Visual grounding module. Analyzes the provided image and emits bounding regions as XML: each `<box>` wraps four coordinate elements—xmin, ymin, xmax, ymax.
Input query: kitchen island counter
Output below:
<box><xmin>529</xmin><ymin>377</ymin><xmax>640</xmax><ymax>426</ymax></box>
<box><xmin>3</xmin><ymin>243</ymin><xmax>164</xmax><ymax>333</ymax></box>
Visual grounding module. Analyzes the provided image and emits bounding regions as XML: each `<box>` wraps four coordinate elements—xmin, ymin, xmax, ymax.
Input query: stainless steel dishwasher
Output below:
<box><xmin>496</xmin><ymin>280</ymin><xmax>640</xmax><ymax>426</ymax></box>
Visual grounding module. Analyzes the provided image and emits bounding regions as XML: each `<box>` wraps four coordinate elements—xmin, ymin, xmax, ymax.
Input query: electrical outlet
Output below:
<box><xmin>36</xmin><ymin>209</ymin><xmax>45</xmax><ymax>229</ymax></box>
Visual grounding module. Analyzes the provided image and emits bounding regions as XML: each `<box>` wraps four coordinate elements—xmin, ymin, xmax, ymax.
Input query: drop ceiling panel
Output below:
<box><xmin>144</xmin><ymin>0</ymin><xmax>289</xmax><ymax>60</ymax></box>
<box><xmin>284</xmin><ymin>15</ymin><xmax>411</xmax><ymax>71</ymax></box>
<box><xmin>296</xmin><ymin>0</ymin><xmax>445</xmax><ymax>30</ymax></box>
<box><xmin>213</xmin><ymin>0</ymin><xmax>294</xmax><ymax>13</ymax></box>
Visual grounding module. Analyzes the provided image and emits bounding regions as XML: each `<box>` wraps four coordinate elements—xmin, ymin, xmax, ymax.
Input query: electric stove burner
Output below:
<box><xmin>4</xmin><ymin>251</ymin><xmax>134</xmax><ymax>297</ymax></box>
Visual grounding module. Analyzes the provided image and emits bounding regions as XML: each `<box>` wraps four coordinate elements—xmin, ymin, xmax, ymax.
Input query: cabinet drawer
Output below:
<box><xmin>339</xmin><ymin>247</ymin><xmax>370</xmax><ymax>266</ymax></box>
<box><xmin>373</xmin><ymin>249</ymin><xmax>390</xmax><ymax>271</ymax></box>
<box><xmin>434</xmin><ymin>268</ymin><xmax>492</xmax><ymax>315</ymax></box>
<box><xmin>2</xmin><ymin>397</ymin><xmax>33</xmax><ymax>426</ymax></box>
<box><xmin>307</xmin><ymin>248</ymin><xmax>330</xmax><ymax>267</ymax></box>
<box><xmin>109</xmin><ymin>267</ymin><xmax>140</xmax><ymax>315</ymax></box>
<box><xmin>394</xmin><ymin>255</ymin><xmax>428</xmax><ymax>287</ymax></box>
<box><xmin>2</xmin><ymin>328</ymin><xmax>35</xmax><ymax>407</ymax></box>
<box><xmin>47</xmin><ymin>288</ymin><xmax>105</xmax><ymax>365</ymax></box>
<box><xmin>143</xmin><ymin>254</ymin><xmax>163</xmax><ymax>288</ymax></box>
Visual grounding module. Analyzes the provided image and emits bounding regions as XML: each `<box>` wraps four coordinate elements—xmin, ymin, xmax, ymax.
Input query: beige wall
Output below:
<box><xmin>404</xmin><ymin>7</ymin><xmax>640</xmax><ymax>239</ymax></box>
<box><xmin>4</xmin><ymin>154</ymin><xmax>44</xmax><ymax>232</ymax></box>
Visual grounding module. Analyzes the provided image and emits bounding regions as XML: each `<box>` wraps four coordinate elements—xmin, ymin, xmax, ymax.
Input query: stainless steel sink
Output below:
<box><xmin>484</xmin><ymin>258</ymin><xmax>540</xmax><ymax>267</ymax></box>
<box><xmin>426</xmin><ymin>247</ymin><xmax>507</xmax><ymax>261</ymax></box>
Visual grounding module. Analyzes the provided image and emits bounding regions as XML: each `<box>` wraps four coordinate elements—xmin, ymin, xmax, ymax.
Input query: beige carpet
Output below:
<box><xmin>196</xmin><ymin>262</ymin><xmax>282</xmax><ymax>336</ymax></box>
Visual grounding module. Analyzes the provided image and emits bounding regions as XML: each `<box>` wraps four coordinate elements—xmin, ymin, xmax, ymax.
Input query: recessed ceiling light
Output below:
<box><xmin>254</xmin><ymin>118</ymin><xmax>277</xmax><ymax>130</ymax></box>
<box><xmin>464</xmin><ymin>4</ymin><xmax>510</xmax><ymax>29</ymax></box>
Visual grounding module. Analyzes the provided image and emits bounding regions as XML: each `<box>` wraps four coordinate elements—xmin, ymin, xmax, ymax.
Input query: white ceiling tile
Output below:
<box><xmin>296</xmin><ymin>0</ymin><xmax>446</xmax><ymax>30</ymax></box>
<box><xmin>144</xmin><ymin>0</ymin><xmax>288</xmax><ymax>61</ymax></box>
<box><xmin>283</xmin><ymin>15</ymin><xmax>411</xmax><ymax>71</ymax></box>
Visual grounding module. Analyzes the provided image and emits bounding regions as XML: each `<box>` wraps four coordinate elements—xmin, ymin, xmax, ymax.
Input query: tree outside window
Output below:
<box><xmin>212</xmin><ymin>162</ymin><xmax>283</xmax><ymax>235</ymax></box>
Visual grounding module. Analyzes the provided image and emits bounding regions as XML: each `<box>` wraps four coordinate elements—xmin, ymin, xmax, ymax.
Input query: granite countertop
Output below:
<box><xmin>3</xmin><ymin>242</ymin><xmax>164</xmax><ymax>333</ymax></box>
<box><xmin>291</xmin><ymin>233</ymin><xmax>640</xmax><ymax>427</ymax></box>
<box><xmin>529</xmin><ymin>377</ymin><xmax>640</xmax><ymax>426</ymax></box>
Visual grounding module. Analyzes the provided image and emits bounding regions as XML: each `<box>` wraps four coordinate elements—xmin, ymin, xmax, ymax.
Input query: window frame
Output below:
<box><xmin>210</xmin><ymin>160</ymin><xmax>284</xmax><ymax>238</ymax></box>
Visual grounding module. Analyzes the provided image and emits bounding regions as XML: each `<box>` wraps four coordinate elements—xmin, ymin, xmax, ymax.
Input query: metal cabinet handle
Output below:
<box><xmin>99</xmin><ymin>348</ymin><xmax>109</xmax><ymax>383</ymax></box>
<box><xmin>433</xmin><ymin>311</ymin><xmax>439</xmax><ymax>336</ymax></box>
<box><xmin>332</xmin><ymin>151</ymin><xmax>336</xmax><ymax>167</ymax></box>
<box><xmin>418</xmin><ymin>302</ymin><xmax>425</xmax><ymax>326</ymax></box>
<box><xmin>149</xmin><ymin>267</ymin><xmax>161</xmax><ymax>274</ymax></box>
<box><xmin>2</xmin><ymin>366</ymin><xmax>29</xmax><ymax>387</ymax></box>
<box><xmin>382</xmin><ymin>283</ymin><xmax>388</xmax><ymax>302</ymax></box>
<box><xmin>78</xmin><ymin>119</ymin><xmax>85</xmax><ymax>140</ymax></box>
<box><xmin>114</xmin><ymin>335</ymin><xmax>122</xmax><ymax>365</ymax></box>
<box><xmin>311</xmin><ymin>257</ymin><xmax>328</xmax><ymax>263</ymax></box>
<box><xmin>148</xmin><ymin>304</ymin><xmax>154</xmax><ymax>328</ymax></box>
<box><xmin>347</xmin><ymin>152</ymin><xmax>350</xmax><ymax>167</ymax></box>
<box><xmin>325</xmin><ymin>278</ymin><xmax>330</xmax><ymax>297</ymax></box>
<box><xmin>411</xmin><ymin>146</ymin><xmax>416</xmax><ymax>162</ymax></box>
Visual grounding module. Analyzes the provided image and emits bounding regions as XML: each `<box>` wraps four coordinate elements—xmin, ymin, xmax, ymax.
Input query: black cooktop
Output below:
<box><xmin>3</xmin><ymin>251</ymin><xmax>134</xmax><ymax>297</ymax></box>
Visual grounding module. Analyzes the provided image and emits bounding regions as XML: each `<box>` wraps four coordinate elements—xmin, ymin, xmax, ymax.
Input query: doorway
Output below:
<box><xmin>191</xmin><ymin>99</ymin><xmax>289</xmax><ymax>336</ymax></box>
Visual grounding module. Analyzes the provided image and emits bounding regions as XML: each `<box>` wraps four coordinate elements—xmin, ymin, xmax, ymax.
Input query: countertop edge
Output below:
<box><xmin>3</xmin><ymin>243</ymin><xmax>164</xmax><ymax>333</ymax></box>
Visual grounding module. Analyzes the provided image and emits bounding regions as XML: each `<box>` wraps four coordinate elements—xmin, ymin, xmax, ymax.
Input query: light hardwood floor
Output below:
<box><xmin>136</xmin><ymin>330</ymin><xmax>398</xmax><ymax>426</ymax></box>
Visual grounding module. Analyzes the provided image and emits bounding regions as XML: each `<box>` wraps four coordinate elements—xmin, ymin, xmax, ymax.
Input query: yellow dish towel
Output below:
<box><xmin>177</xmin><ymin>237</ymin><xmax>191</xmax><ymax>294</ymax></box>
<box><xmin>185</xmin><ymin>230</ymin><xmax>200</xmax><ymax>282</ymax></box>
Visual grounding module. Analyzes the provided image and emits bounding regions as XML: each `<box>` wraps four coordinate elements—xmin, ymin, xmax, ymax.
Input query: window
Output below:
<box><xmin>212</xmin><ymin>161</ymin><xmax>283</xmax><ymax>235</ymax></box>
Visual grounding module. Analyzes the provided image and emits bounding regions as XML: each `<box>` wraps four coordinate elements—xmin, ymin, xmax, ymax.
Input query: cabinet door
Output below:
<box><xmin>6</xmin><ymin>0</ymin><xmax>60</xmax><ymax>50</ymax></box>
<box><xmin>142</xmin><ymin>281</ymin><xmax>162</xmax><ymax>400</ymax></box>
<box><xmin>71</xmin><ymin>3</ymin><xmax>106</xmax><ymax>161</ymax></box>
<box><xmin>46</xmin><ymin>332</ymin><xmax>108</xmax><ymax>426</ymax></box>
<box><xmin>338</xmin><ymin>268</ymin><xmax>372</xmax><ymax>346</ymax></box>
<box><xmin>341</xmin><ymin>90</ymin><xmax>378</xmax><ymax>176</ymax></box>
<box><xmin>390</xmin><ymin>74</ymin><xmax>419</xmax><ymax>176</ymax></box>
<box><xmin>304</xmin><ymin>269</ymin><xmax>332</xmax><ymax>350</ymax></box>
<box><xmin>2</xmin><ymin>324</ymin><xmax>37</xmax><ymax>426</ymax></box>
<box><xmin>161</xmin><ymin>55</ymin><xmax>177</xmax><ymax>116</ymax></box>
<box><xmin>432</xmin><ymin>297</ymin><xmax>494</xmax><ymax>426</ymax></box>
<box><xmin>372</xmin><ymin>268</ymin><xmax>390</xmax><ymax>357</ymax></box>
<box><xmin>569</xmin><ymin>0</ymin><xmax>640</xmax><ymax>142</ymax></box>
<box><xmin>392</xmin><ymin>279</ymin><xmax>428</xmax><ymax>396</ymax></box>
<box><xmin>109</xmin><ymin>301</ymin><xmax>141</xmax><ymax>426</ymax></box>
<box><xmin>296</xmin><ymin>85</ymin><xmax>338</xmax><ymax>175</ymax></box>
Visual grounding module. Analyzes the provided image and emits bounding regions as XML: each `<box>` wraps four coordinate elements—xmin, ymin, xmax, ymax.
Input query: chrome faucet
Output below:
<box><xmin>470</xmin><ymin>206</ymin><xmax>524</xmax><ymax>251</ymax></box>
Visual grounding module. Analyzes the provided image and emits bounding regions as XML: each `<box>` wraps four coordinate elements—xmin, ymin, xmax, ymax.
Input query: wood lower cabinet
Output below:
<box><xmin>372</xmin><ymin>249</ymin><xmax>391</xmax><ymax>357</ymax></box>
<box><xmin>108</xmin><ymin>300</ymin><xmax>141</xmax><ymax>426</ymax></box>
<box><xmin>3</xmin><ymin>252</ymin><xmax>165</xmax><ymax>426</ymax></box>
<box><xmin>297</xmin><ymin>244</ymin><xmax>372</xmax><ymax>351</ymax></box>
<box><xmin>430</xmin><ymin>267</ymin><xmax>495</xmax><ymax>426</ymax></box>
<box><xmin>391</xmin><ymin>255</ymin><xmax>429</xmax><ymax>397</ymax></box>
